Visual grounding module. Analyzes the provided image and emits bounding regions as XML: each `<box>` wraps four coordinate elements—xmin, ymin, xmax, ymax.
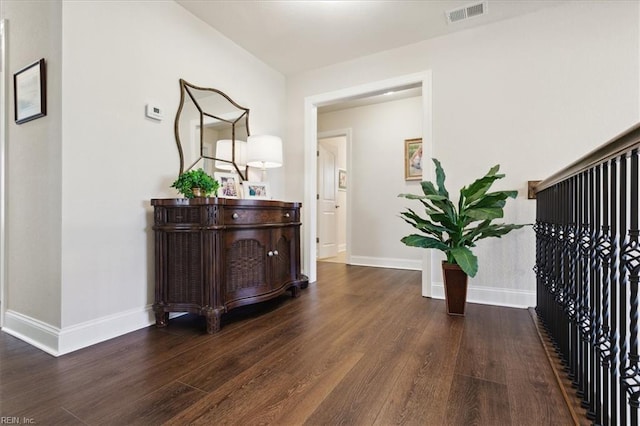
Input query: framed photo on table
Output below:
<box><xmin>215</xmin><ymin>172</ymin><xmax>241</xmax><ymax>198</ymax></box>
<box><xmin>14</xmin><ymin>58</ymin><xmax>47</xmax><ymax>124</ymax></box>
<box><xmin>404</xmin><ymin>138</ymin><xmax>423</xmax><ymax>181</ymax></box>
<box><xmin>242</xmin><ymin>181</ymin><xmax>270</xmax><ymax>200</ymax></box>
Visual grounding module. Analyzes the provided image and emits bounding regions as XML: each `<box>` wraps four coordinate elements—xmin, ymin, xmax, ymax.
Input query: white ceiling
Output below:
<box><xmin>176</xmin><ymin>0</ymin><xmax>565</xmax><ymax>76</ymax></box>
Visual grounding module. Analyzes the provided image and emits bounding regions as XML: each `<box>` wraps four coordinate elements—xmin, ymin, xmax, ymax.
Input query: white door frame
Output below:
<box><xmin>0</xmin><ymin>19</ymin><xmax>8</xmax><ymax>327</ymax></box>
<box><xmin>303</xmin><ymin>71</ymin><xmax>433</xmax><ymax>297</ymax></box>
<box><xmin>318</xmin><ymin>129</ymin><xmax>352</xmax><ymax>265</ymax></box>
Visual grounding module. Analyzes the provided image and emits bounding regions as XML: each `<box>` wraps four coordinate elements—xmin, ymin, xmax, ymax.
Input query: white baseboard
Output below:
<box><xmin>349</xmin><ymin>255</ymin><xmax>422</xmax><ymax>271</ymax></box>
<box><xmin>2</xmin><ymin>306</ymin><xmax>156</xmax><ymax>357</ymax></box>
<box><xmin>430</xmin><ymin>282</ymin><xmax>535</xmax><ymax>309</ymax></box>
<box><xmin>3</xmin><ymin>310</ymin><xmax>60</xmax><ymax>356</ymax></box>
<box><xmin>57</xmin><ymin>306</ymin><xmax>156</xmax><ymax>355</ymax></box>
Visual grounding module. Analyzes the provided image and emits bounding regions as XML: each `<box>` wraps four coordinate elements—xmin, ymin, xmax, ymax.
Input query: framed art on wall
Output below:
<box><xmin>338</xmin><ymin>169</ymin><xmax>347</xmax><ymax>190</ymax></box>
<box><xmin>14</xmin><ymin>58</ymin><xmax>46</xmax><ymax>124</ymax></box>
<box><xmin>404</xmin><ymin>138</ymin><xmax>423</xmax><ymax>181</ymax></box>
<box><xmin>242</xmin><ymin>181</ymin><xmax>270</xmax><ymax>200</ymax></box>
<box><xmin>215</xmin><ymin>172</ymin><xmax>241</xmax><ymax>198</ymax></box>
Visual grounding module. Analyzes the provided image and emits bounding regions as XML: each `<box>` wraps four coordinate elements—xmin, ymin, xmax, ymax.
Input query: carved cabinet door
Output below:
<box><xmin>269</xmin><ymin>227</ymin><xmax>295</xmax><ymax>291</ymax></box>
<box><xmin>222</xmin><ymin>226</ymin><xmax>298</xmax><ymax>307</ymax></box>
<box><xmin>222</xmin><ymin>228</ymin><xmax>271</xmax><ymax>304</ymax></box>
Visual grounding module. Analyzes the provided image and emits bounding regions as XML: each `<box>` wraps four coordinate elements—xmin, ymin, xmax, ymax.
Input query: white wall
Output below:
<box><xmin>2</xmin><ymin>0</ymin><xmax>286</xmax><ymax>355</ymax></box>
<box><xmin>319</xmin><ymin>97</ymin><xmax>423</xmax><ymax>269</ymax></box>
<box><xmin>287</xmin><ymin>1</ymin><xmax>640</xmax><ymax>308</ymax></box>
<box><xmin>1</xmin><ymin>1</ymin><xmax>63</xmax><ymax>340</ymax></box>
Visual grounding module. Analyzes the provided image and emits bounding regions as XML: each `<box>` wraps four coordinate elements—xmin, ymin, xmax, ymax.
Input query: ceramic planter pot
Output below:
<box><xmin>442</xmin><ymin>261</ymin><xmax>468</xmax><ymax>315</ymax></box>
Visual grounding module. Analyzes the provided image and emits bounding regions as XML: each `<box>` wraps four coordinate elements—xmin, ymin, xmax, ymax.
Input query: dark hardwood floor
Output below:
<box><xmin>0</xmin><ymin>262</ymin><xmax>575</xmax><ymax>425</ymax></box>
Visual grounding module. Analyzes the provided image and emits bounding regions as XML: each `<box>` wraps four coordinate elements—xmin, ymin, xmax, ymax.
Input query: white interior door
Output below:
<box><xmin>317</xmin><ymin>143</ymin><xmax>338</xmax><ymax>259</ymax></box>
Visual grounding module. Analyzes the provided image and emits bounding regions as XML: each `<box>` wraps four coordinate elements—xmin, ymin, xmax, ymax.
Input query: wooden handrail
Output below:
<box><xmin>536</xmin><ymin>122</ymin><xmax>640</xmax><ymax>193</ymax></box>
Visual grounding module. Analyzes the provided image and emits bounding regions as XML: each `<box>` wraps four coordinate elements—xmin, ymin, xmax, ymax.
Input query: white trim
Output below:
<box><xmin>349</xmin><ymin>255</ymin><xmax>422</xmax><ymax>271</ymax></box>
<box><xmin>304</xmin><ymin>71</ymin><xmax>433</xmax><ymax>288</ymax></box>
<box><xmin>0</xmin><ymin>20</ymin><xmax>7</xmax><ymax>328</ymax></box>
<box><xmin>3</xmin><ymin>310</ymin><xmax>60</xmax><ymax>356</ymax></box>
<box><xmin>304</xmin><ymin>98</ymin><xmax>318</xmax><ymax>282</ymax></box>
<box><xmin>318</xmin><ymin>128</ymin><xmax>352</xmax><ymax>265</ymax></box>
<box><xmin>420</xmin><ymin>74</ymin><xmax>434</xmax><ymax>298</ymax></box>
<box><xmin>57</xmin><ymin>305</ymin><xmax>155</xmax><ymax>355</ymax></box>
<box><xmin>430</xmin><ymin>282</ymin><xmax>536</xmax><ymax>309</ymax></box>
<box><xmin>2</xmin><ymin>306</ymin><xmax>156</xmax><ymax>356</ymax></box>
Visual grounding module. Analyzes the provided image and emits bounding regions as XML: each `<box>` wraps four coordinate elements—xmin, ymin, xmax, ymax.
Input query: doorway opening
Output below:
<box><xmin>303</xmin><ymin>71</ymin><xmax>433</xmax><ymax>298</ymax></box>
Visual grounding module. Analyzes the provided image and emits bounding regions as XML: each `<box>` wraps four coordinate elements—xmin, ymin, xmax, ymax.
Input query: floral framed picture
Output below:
<box><xmin>214</xmin><ymin>172</ymin><xmax>241</xmax><ymax>198</ymax></box>
<box><xmin>404</xmin><ymin>138</ymin><xmax>423</xmax><ymax>181</ymax></box>
<box><xmin>242</xmin><ymin>181</ymin><xmax>270</xmax><ymax>200</ymax></box>
<box><xmin>14</xmin><ymin>58</ymin><xmax>46</xmax><ymax>124</ymax></box>
<box><xmin>338</xmin><ymin>169</ymin><xmax>347</xmax><ymax>191</ymax></box>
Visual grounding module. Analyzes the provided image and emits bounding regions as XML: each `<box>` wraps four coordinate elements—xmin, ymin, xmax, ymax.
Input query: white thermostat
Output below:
<box><xmin>145</xmin><ymin>104</ymin><xmax>163</xmax><ymax>121</ymax></box>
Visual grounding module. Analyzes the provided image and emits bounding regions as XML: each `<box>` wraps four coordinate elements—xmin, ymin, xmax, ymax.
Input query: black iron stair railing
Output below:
<box><xmin>536</xmin><ymin>123</ymin><xmax>640</xmax><ymax>425</ymax></box>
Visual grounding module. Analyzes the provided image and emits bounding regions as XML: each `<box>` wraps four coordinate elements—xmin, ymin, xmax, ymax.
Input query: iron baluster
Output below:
<box><xmin>622</xmin><ymin>149</ymin><xmax>640</xmax><ymax>425</ymax></box>
<box><xmin>619</xmin><ymin>154</ymin><xmax>629</xmax><ymax>426</ymax></box>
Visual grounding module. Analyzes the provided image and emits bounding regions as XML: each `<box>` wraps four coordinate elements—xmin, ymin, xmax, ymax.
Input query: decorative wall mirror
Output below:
<box><xmin>174</xmin><ymin>79</ymin><xmax>250</xmax><ymax>180</ymax></box>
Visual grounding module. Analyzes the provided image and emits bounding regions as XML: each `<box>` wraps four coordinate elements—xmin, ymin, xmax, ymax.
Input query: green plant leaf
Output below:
<box><xmin>400</xmin><ymin>212</ymin><xmax>435</xmax><ymax>237</ymax></box>
<box><xmin>467</xmin><ymin>191</ymin><xmax>516</xmax><ymax>209</ymax></box>
<box><xmin>398</xmin><ymin>193</ymin><xmax>447</xmax><ymax>202</ymax></box>
<box><xmin>460</xmin><ymin>191</ymin><xmax>518</xmax><ymax>226</ymax></box>
<box><xmin>460</xmin><ymin>220</ymin><xmax>492</xmax><ymax>244</ymax></box>
<box><xmin>432</xmin><ymin>158</ymin><xmax>449</xmax><ymax>198</ymax></box>
<box><xmin>449</xmin><ymin>246</ymin><xmax>478</xmax><ymax>277</ymax></box>
<box><xmin>472</xmin><ymin>223</ymin><xmax>527</xmax><ymax>242</ymax></box>
<box><xmin>421</xmin><ymin>181</ymin><xmax>439</xmax><ymax>197</ymax></box>
<box><xmin>400</xmin><ymin>209</ymin><xmax>448</xmax><ymax>236</ymax></box>
<box><xmin>464</xmin><ymin>207</ymin><xmax>504</xmax><ymax>221</ymax></box>
<box><xmin>429</xmin><ymin>212</ymin><xmax>457</xmax><ymax>230</ymax></box>
<box><xmin>414</xmin><ymin>182</ymin><xmax>456</xmax><ymax>219</ymax></box>
<box><xmin>401</xmin><ymin>234</ymin><xmax>450</xmax><ymax>251</ymax></box>
<box><xmin>460</xmin><ymin>165</ymin><xmax>504</xmax><ymax>206</ymax></box>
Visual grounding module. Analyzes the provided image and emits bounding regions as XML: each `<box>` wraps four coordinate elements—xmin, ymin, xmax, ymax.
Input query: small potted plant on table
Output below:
<box><xmin>171</xmin><ymin>168</ymin><xmax>220</xmax><ymax>198</ymax></box>
<box><xmin>399</xmin><ymin>159</ymin><xmax>525</xmax><ymax>315</ymax></box>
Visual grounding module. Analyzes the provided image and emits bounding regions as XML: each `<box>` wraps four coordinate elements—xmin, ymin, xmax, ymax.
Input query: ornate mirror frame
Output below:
<box><xmin>174</xmin><ymin>79</ymin><xmax>250</xmax><ymax>180</ymax></box>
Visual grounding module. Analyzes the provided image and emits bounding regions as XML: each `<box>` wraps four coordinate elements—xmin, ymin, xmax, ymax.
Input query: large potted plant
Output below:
<box><xmin>399</xmin><ymin>158</ymin><xmax>525</xmax><ymax>315</ymax></box>
<box><xmin>171</xmin><ymin>168</ymin><xmax>220</xmax><ymax>198</ymax></box>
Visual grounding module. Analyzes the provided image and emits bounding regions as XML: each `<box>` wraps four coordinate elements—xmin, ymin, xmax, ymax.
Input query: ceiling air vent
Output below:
<box><xmin>445</xmin><ymin>1</ymin><xmax>487</xmax><ymax>24</ymax></box>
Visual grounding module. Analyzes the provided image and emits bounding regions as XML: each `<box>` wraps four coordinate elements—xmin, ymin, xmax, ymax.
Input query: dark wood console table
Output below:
<box><xmin>151</xmin><ymin>197</ymin><xmax>308</xmax><ymax>333</ymax></box>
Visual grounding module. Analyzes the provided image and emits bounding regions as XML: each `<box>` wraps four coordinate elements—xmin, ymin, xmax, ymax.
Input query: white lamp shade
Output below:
<box><xmin>246</xmin><ymin>135</ymin><xmax>283</xmax><ymax>168</ymax></box>
<box><xmin>215</xmin><ymin>139</ymin><xmax>247</xmax><ymax>170</ymax></box>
